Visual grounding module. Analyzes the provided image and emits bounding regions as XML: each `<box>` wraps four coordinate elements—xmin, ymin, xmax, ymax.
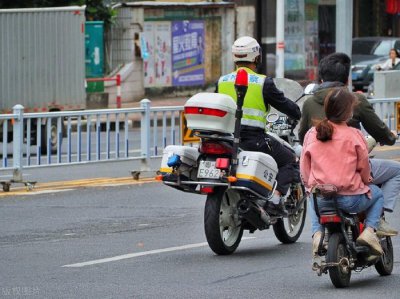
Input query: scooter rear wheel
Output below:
<box><xmin>375</xmin><ymin>236</ymin><xmax>394</xmax><ymax>276</ymax></box>
<box><xmin>327</xmin><ymin>233</ymin><xmax>351</xmax><ymax>288</ymax></box>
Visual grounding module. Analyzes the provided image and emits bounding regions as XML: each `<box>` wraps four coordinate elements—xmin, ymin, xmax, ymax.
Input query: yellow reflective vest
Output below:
<box><xmin>218</xmin><ymin>67</ymin><xmax>269</xmax><ymax>129</ymax></box>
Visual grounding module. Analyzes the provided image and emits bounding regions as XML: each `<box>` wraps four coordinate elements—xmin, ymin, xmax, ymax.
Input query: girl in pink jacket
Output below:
<box><xmin>300</xmin><ymin>87</ymin><xmax>384</xmax><ymax>257</ymax></box>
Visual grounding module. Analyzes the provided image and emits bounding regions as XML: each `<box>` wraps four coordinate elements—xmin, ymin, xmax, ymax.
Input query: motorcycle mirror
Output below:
<box><xmin>266</xmin><ymin>113</ymin><xmax>280</xmax><ymax>123</ymax></box>
<box><xmin>304</xmin><ymin>83</ymin><xmax>318</xmax><ymax>95</ymax></box>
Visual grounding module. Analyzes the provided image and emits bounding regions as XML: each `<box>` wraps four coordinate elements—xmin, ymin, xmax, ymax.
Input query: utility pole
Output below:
<box><xmin>336</xmin><ymin>0</ymin><xmax>353</xmax><ymax>88</ymax></box>
<box><xmin>276</xmin><ymin>0</ymin><xmax>284</xmax><ymax>78</ymax></box>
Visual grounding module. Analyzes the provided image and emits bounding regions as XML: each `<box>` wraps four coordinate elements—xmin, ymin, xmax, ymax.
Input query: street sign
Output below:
<box><xmin>181</xmin><ymin>112</ymin><xmax>200</xmax><ymax>143</ymax></box>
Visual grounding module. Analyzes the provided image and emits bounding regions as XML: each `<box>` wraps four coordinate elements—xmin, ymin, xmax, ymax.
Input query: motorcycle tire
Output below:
<box><xmin>327</xmin><ymin>233</ymin><xmax>351</xmax><ymax>288</ymax></box>
<box><xmin>273</xmin><ymin>183</ymin><xmax>307</xmax><ymax>244</ymax></box>
<box><xmin>375</xmin><ymin>236</ymin><xmax>394</xmax><ymax>276</ymax></box>
<box><xmin>40</xmin><ymin>118</ymin><xmax>63</xmax><ymax>155</ymax></box>
<box><xmin>204</xmin><ymin>187</ymin><xmax>243</xmax><ymax>255</ymax></box>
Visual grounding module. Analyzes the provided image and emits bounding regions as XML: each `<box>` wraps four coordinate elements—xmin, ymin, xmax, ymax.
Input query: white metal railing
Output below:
<box><xmin>0</xmin><ymin>100</ymin><xmax>183</xmax><ymax>183</ymax></box>
<box><xmin>368</xmin><ymin>97</ymin><xmax>399</xmax><ymax>131</ymax></box>
<box><xmin>1</xmin><ymin>96</ymin><xmax>399</xmax><ymax>185</ymax></box>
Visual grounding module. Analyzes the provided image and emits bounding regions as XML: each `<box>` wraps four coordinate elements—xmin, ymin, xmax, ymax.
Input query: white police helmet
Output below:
<box><xmin>231</xmin><ymin>36</ymin><xmax>262</xmax><ymax>64</ymax></box>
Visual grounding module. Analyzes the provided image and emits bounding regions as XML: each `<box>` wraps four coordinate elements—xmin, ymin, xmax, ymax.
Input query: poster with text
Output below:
<box><xmin>143</xmin><ymin>22</ymin><xmax>155</xmax><ymax>87</ymax></box>
<box><xmin>171</xmin><ymin>20</ymin><xmax>205</xmax><ymax>86</ymax></box>
<box><xmin>154</xmin><ymin>22</ymin><xmax>172</xmax><ymax>86</ymax></box>
<box><xmin>285</xmin><ymin>0</ymin><xmax>306</xmax><ymax>71</ymax></box>
<box><xmin>143</xmin><ymin>22</ymin><xmax>172</xmax><ymax>87</ymax></box>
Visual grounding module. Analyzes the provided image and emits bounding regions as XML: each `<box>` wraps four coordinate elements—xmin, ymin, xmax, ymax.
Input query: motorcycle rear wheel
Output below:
<box><xmin>273</xmin><ymin>183</ymin><xmax>307</xmax><ymax>243</ymax></box>
<box><xmin>375</xmin><ymin>236</ymin><xmax>394</xmax><ymax>276</ymax></box>
<box><xmin>327</xmin><ymin>233</ymin><xmax>351</xmax><ymax>288</ymax></box>
<box><xmin>204</xmin><ymin>187</ymin><xmax>243</xmax><ymax>255</ymax></box>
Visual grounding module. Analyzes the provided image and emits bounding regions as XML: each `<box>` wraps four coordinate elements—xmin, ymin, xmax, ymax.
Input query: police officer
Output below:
<box><xmin>216</xmin><ymin>36</ymin><xmax>301</xmax><ymax>214</ymax></box>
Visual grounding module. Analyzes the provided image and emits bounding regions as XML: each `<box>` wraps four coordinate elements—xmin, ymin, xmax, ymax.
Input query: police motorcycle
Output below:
<box><xmin>157</xmin><ymin>69</ymin><xmax>307</xmax><ymax>255</ymax></box>
<box><xmin>311</xmin><ymin>184</ymin><xmax>394</xmax><ymax>288</ymax></box>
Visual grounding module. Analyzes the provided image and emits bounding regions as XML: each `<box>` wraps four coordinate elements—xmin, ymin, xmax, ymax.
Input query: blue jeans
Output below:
<box><xmin>309</xmin><ymin>184</ymin><xmax>384</xmax><ymax>235</ymax></box>
<box><xmin>370</xmin><ymin>158</ymin><xmax>400</xmax><ymax>212</ymax></box>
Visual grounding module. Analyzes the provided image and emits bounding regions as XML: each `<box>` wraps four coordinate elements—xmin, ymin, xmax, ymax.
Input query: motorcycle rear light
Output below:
<box><xmin>200</xmin><ymin>186</ymin><xmax>214</xmax><ymax>194</ymax></box>
<box><xmin>184</xmin><ymin>106</ymin><xmax>227</xmax><ymax>117</ymax></box>
<box><xmin>200</xmin><ymin>142</ymin><xmax>232</xmax><ymax>155</ymax></box>
<box><xmin>215</xmin><ymin>158</ymin><xmax>230</xmax><ymax>169</ymax></box>
<box><xmin>155</xmin><ymin>175</ymin><xmax>163</xmax><ymax>181</ymax></box>
<box><xmin>167</xmin><ymin>154</ymin><xmax>181</xmax><ymax>167</ymax></box>
<box><xmin>320</xmin><ymin>214</ymin><xmax>342</xmax><ymax>224</ymax></box>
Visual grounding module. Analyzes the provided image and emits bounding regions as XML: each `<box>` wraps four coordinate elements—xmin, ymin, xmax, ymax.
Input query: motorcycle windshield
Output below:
<box><xmin>271</xmin><ymin>78</ymin><xmax>304</xmax><ymax>114</ymax></box>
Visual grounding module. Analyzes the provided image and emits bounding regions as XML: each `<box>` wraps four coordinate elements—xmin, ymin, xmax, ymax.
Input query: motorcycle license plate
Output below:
<box><xmin>197</xmin><ymin>161</ymin><xmax>221</xmax><ymax>179</ymax></box>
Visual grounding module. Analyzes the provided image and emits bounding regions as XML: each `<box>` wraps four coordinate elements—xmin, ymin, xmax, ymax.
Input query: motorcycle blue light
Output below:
<box><xmin>167</xmin><ymin>154</ymin><xmax>182</xmax><ymax>167</ymax></box>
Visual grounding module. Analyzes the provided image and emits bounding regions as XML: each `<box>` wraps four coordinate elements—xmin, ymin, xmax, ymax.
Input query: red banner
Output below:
<box><xmin>386</xmin><ymin>0</ymin><xmax>400</xmax><ymax>14</ymax></box>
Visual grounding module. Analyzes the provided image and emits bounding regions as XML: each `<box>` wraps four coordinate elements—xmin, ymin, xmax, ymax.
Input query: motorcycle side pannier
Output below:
<box><xmin>235</xmin><ymin>151</ymin><xmax>278</xmax><ymax>197</ymax></box>
<box><xmin>160</xmin><ymin>145</ymin><xmax>199</xmax><ymax>180</ymax></box>
<box><xmin>184</xmin><ymin>92</ymin><xmax>236</xmax><ymax>134</ymax></box>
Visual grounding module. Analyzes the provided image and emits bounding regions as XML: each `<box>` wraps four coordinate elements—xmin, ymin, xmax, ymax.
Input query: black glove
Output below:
<box><xmin>287</xmin><ymin>117</ymin><xmax>298</xmax><ymax>128</ymax></box>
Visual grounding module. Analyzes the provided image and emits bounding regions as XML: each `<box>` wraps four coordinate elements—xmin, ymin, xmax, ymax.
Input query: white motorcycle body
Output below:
<box><xmin>158</xmin><ymin>79</ymin><xmax>307</xmax><ymax>255</ymax></box>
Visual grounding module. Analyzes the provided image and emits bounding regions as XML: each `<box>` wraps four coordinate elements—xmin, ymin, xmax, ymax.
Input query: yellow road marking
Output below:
<box><xmin>0</xmin><ymin>177</ymin><xmax>157</xmax><ymax>197</ymax></box>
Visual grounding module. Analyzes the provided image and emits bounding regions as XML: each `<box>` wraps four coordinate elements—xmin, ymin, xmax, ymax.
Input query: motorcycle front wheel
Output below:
<box><xmin>204</xmin><ymin>187</ymin><xmax>243</xmax><ymax>255</ymax></box>
<box><xmin>273</xmin><ymin>183</ymin><xmax>307</xmax><ymax>243</ymax></box>
<box><xmin>327</xmin><ymin>233</ymin><xmax>351</xmax><ymax>288</ymax></box>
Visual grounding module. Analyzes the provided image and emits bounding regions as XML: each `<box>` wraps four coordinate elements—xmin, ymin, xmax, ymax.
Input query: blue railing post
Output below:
<box><xmin>140</xmin><ymin>99</ymin><xmax>151</xmax><ymax>171</ymax></box>
<box><xmin>12</xmin><ymin>104</ymin><xmax>24</xmax><ymax>181</ymax></box>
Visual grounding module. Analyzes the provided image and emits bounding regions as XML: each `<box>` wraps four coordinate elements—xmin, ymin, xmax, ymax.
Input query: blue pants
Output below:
<box><xmin>310</xmin><ymin>184</ymin><xmax>384</xmax><ymax>234</ymax></box>
<box><xmin>370</xmin><ymin>158</ymin><xmax>400</xmax><ymax>212</ymax></box>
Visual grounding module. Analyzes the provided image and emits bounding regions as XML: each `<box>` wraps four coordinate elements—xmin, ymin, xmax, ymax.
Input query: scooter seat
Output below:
<box><xmin>319</xmin><ymin>207</ymin><xmax>337</xmax><ymax>214</ymax></box>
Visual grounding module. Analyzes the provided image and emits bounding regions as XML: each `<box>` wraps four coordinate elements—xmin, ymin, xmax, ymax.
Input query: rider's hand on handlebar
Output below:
<box><xmin>391</xmin><ymin>130</ymin><xmax>399</xmax><ymax>140</ymax></box>
<box><xmin>287</xmin><ymin>118</ymin><xmax>298</xmax><ymax>128</ymax></box>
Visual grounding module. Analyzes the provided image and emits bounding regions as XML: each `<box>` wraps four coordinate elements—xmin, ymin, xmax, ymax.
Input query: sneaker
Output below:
<box><xmin>311</xmin><ymin>231</ymin><xmax>323</xmax><ymax>271</ymax></box>
<box><xmin>365</xmin><ymin>254</ymin><xmax>380</xmax><ymax>264</ymax></box>
<box><xmin>312</xmin><ymin>231</ymin><xmax>323</xmax><ymax>257</ymax></box>
<box><xmin>376</xmin><ymin>218</ymin><xmax>398</xmax><ymax>237</ymax></box>
<box><xmin>356</xmin><ymin>229</ymin><xmax>383</xmax><ymax>256</ymax></box>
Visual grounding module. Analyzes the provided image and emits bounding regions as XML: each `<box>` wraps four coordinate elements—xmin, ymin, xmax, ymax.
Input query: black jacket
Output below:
<box><xmin>298</xmin><ymin>81</ymin><xmax>396</xmax><ymax>145</ymax></box>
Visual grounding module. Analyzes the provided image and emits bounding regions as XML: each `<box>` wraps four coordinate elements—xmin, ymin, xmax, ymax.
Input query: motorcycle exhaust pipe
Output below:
<box><xmin>237</xmin><ymin>199</ymin><xmax>270</xmax><ymax>229</ymax></box>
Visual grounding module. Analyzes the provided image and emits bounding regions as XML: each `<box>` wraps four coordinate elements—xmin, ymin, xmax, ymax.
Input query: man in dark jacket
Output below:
<box><xmin>299</xmin><ymin>52</ymin><xmax>399</xmax><ymax>258</ymax></box>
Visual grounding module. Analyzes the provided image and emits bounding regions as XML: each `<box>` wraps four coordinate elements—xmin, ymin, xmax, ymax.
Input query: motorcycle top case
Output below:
<box><xmin>160</xmin><ymin>145</ymin><xmax>199</xmax><ymax>180</ymax></box>
<box><xmin>184</xmin><ymin>92</ymin><xmax>236</xmax><ymax>134</ymax></box>
<box><xmin>235</xmin><ymin>151</ymin><xmax>278</xmax><ymax>197</ymax></box>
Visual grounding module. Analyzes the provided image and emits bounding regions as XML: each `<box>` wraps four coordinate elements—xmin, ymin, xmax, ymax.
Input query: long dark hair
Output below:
<box><xmin>316</xmin><ymin>87</ymin><xmax>358</xmax><ymax>141</ymax></box>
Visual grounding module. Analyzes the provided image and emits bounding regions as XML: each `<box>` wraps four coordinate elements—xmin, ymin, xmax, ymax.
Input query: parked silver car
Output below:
<box><xmin>351</xmin><ymin>37</ymin><xmax>400</xmax><ymax>91</ymax></box>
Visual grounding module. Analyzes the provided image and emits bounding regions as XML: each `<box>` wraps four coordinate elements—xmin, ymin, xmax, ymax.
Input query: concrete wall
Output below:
<box><xmin>108</xmin><ymin>2</ymin><xmax>235</xmax><ymax>102</ymax></box>
<box><xmin>106</xmin><ymin>7</ymin><xmax>145</xmax><ymax>104</ymax></box>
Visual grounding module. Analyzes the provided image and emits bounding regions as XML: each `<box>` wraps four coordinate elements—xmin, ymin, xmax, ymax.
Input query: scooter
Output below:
<box><xmin>311</xmin><ymin>184</ymin><xmax>394</xmax><ymax>288</ymax></box>
<box><xmin>157</xmin><ymin>70</ymin><xmax>307</xmax><ymax>255</ymax></box>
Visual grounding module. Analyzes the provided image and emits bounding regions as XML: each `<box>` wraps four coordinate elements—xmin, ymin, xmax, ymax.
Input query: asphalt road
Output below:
<box><xmin>1</xmin><ymin>176</ymin><xmax>400</xmax><ymax>298</ymax></box>
<box><xmin>0</xmin><ymin>142</ymin><xmax>399</xmax><ymax>298</ymax></box>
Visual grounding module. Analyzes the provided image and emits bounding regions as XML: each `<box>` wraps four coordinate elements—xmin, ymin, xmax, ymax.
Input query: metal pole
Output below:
<box><xmin>336</xmin><ymin>0</ymin><xmax>353</xmax><ymax>89</ymax></box>
<box><xmin>116</xmin><ymin>74</ymin><xmax>122</xmax><ymax>109</ymax></box>
<box><xmin>140</xmin><ymin>99</ymin><xmax>151</xmax><ymax>171</ymax></box>
<box><xmin>12</xmin><ymin>104</ymin><xmax>24</xmax><ymax>182</ymax></box>
<box><xmin>276</xmin><ymin>0</ymin><xmax>285</xmax><ymax>78</ymax></box>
